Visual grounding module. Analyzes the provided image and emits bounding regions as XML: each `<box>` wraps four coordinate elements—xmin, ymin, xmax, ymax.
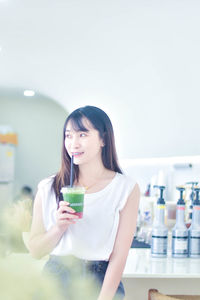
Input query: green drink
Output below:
<box><xmin>61</xmin><ymin>186</ymin><xmax>85</xmax><ymax>218</ymax></box>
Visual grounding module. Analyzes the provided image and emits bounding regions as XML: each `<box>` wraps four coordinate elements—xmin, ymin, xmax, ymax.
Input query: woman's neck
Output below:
<box><xmin>78</xmin><ymin>160</ymin><xmax>106</xmax><ymax>182</ymax></box>
<box><xmin>77</xmin><ymin>164</ymin><xmax>116</xmax><ymax>193</ymax></box>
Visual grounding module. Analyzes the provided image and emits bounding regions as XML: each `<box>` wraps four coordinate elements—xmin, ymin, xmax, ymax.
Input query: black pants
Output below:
<box><xmin>43</xmin><ymin>255</ymin><xmax>125</xmax><ymax>300</ymax></box>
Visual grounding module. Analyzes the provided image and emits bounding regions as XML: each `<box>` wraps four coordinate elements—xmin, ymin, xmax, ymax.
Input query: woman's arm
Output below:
<box><xmin>97</xmin><ymin>183</ymin><xmax>140</xmax><ymax>300</ymax></box>
<box><xmin>28</xmin><ymin>189</ymin><xmax>78</xmax><ymax>259</ymax></box>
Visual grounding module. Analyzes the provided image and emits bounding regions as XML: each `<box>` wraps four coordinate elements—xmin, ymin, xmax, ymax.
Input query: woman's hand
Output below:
<box><xmin>56</xmin><ymin>201</ymin><xmax>79</xmax><ymax>232</ymax></box>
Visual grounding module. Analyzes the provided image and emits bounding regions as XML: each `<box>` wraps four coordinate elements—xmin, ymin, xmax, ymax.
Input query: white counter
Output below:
<box><xmin>123</xmin><ymin>248</ymin><xmax>200</xmax><ymax>278</ymax></box>
<box><xmin>122</xmin><ymin>249</ymin><xmax>200</xmax><ymax>300</ymax></box>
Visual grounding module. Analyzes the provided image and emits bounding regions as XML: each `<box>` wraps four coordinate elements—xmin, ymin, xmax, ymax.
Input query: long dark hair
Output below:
<box><xmin>52</xmin><ymin>105</ymin><xmax>122</xmax><ymax>202</ymax></box>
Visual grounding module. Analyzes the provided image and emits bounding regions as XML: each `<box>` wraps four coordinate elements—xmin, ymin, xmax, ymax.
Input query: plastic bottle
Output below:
<box><xmin>189</xmin><ymin>187</ymin><xmax>200</xmax><ymax>258</ymax></box>
<box><xmin>151</xmin><ymin>185</ymin><xmax>168</xmax><ymax>258</ymax></box>
<box><xmin>185</xmin><ymin>182</ymin><xmax>198</xmax><ymax>225</ymax></box>
<box><xmin>172</xmin><ymin>187</ymin><xmax>188</xmax><ymax>258</ymax></box>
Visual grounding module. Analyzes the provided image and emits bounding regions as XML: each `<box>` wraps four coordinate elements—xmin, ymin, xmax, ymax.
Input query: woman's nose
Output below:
<box><xmin>71</xmin><ymin>136</ymin><xmax>80</xmax><ymax>148</ymax></box>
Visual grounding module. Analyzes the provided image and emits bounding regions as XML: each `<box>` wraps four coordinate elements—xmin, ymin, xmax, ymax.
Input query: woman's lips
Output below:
<box><xmin>72</xmin><ymin>152</ymin><xmax>84</xmax><ymax>157</ymax></box>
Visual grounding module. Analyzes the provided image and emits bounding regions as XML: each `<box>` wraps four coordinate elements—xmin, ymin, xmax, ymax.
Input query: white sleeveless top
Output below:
<box><xmin>38</xmin><ymin>172</ymin><xmax>136</xmax><ymax>261</ymax></box>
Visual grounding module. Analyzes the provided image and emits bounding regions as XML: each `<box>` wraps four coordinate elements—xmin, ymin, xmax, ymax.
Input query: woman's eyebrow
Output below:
<box><xmin>65</xmin><ymin>129</ymin><xmax>71</xmax><ymax>134</ymax></box>
<box><xmin>65</xmin><ymin>128</ymin><xmax>90</xmax><ymax>133</ymax></box>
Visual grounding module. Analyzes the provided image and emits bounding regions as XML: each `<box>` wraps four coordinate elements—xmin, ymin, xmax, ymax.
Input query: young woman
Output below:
<box><xmin>29</xmin><ymin>106</ymin><xmax>140</xmax><ymax>300</ymax></box>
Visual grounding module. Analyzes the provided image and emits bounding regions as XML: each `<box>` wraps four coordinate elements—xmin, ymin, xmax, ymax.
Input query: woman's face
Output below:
<box><xmin>64</xmin><ymin>117</ymin><xmax>104</xmax><ymax>166</ymax></box>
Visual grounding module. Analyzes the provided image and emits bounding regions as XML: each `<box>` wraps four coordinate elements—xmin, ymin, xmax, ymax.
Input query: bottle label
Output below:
<box><xmin>172</xmin><ymin>236</ymin><xmax>188</xmax><ymax>254</ymax></box>
<box><xmin>194</xmin><ymin>207</ymin><xmax>200</xmax><ymax>211</ymax></box>
<box><xmin>177</xmin><ymin>206</ymin><xmax>185</xmax><ymax>210</ymax></box>
<box><xmin>157</xmin><ymin>205</ymin><xmax>165</xmax><ymax>209</ymax></box>
<box><xmin>189</xmin><ymin>236</ymin><xmax>200</xmax><ymax>255</ymax></box>
<box><xmin>151</xmin><ymin>236</ymin><xmax>167</xmax><ymax>255</ymax></box>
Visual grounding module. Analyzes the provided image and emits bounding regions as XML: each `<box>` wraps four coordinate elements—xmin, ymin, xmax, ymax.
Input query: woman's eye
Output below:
<box><xmin>80</xmin><ymin>133</ymin><xmax>86</xmax><ymax>137</ymax></box>
<box><xmin>65</xmin><ymin>134</ymin><xmax>71</xmax><ymax>139</ymax></box>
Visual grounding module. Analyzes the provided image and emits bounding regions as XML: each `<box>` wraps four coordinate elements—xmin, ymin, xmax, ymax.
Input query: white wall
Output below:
<box><xmin>1</xmin><ymin>1</ymin><xmax>200</xmax><ymax>160</ymax></box>
<box><xmin>47</xmin><ymin>0</ymin><xmax>200</xmax><ymax>159</ymax></box>
<box><xmin>0</xmin><ymin>91</ymin><xmax>68</xmax><ymax>196</ymax></box>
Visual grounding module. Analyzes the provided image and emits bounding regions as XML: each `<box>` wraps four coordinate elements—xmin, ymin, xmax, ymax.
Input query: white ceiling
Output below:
<box><xmin>1</xmin><ymin>0</ymin><xmax>200</xmax><ymax>158</ymax></box>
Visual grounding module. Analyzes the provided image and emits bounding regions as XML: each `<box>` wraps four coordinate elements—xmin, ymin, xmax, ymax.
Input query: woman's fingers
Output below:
<box><xmin>58</xmin><ymin>218</ymin><xmax>76</xmax><ymax>225</ymax></box>
<box><xmin>56</xmin><ymin>201</ymin><xmax>78</xmax><ymax>227</ymax></box>
<box><xmin>58</xmin><ymin>212</ymin><xmax>78</xmax><ymax>220</ymax></box>
<box><xmin>58</xmin><ymin>202</ymin><xmax>75</xmax><ymax>214</ymax></box>
<box><xmin>58</xmin><ymin>206</ymin><xmax>75</xmax><ymax>214</ymax></box>
<box><xmin>59</xmin><ymin>201</ymin><xmax>70</xmax><ymax>206</ymax></box>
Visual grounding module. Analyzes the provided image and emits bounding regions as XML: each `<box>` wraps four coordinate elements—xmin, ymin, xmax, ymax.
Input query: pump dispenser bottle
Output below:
<box><xmin>172</xmin><ymin>187</ymin><xmax>188</xmax><ymax>258</ymax></box>
<box><xmin>186</xmin><ymin>182</ymin><xmax>198</xmax><ymax>224</ymax></box>
<box><xmin>189</xmin><ymin>187</ymin><xmax>200</xmax><ymax>258</ymax></box>
<box><xmin>151</xmin><ymin>185</ymin><xmax>168</xmax><ymax>257</ymax></box>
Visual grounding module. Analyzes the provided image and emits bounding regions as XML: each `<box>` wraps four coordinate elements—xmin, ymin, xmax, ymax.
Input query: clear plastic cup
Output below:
<box><xmin>61</xmin><ymin>186</ymin><xmax>85</xmax><ymax>218</ymax></box>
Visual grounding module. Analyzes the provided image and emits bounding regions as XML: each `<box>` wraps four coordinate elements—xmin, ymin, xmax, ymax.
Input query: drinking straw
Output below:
<box><xmin>70</xmin><ymin>155</ymin><xmax>74</xmax><ymax>187</ymax></box>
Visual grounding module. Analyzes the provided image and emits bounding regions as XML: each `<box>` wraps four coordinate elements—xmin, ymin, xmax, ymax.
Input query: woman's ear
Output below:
<box><xmin>101</xmin><ymin>140</ymin><xmax>105</xmax><ymax>147</ymax></box>
<box><xmin>101</xmin><ymin>133</ymin><xmax>106</xmax><ymax>147</ymax></box>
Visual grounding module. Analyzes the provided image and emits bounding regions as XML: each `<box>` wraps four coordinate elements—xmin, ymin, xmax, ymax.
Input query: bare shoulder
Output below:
<box><xmin>29</xmin><ymin>187</ymin><xmax>46</xmax><ymax>240</ymax></box>
<box><xmin>110</xmin><ymin>182</ymin><xmax>140</xmax><ymax>258</ymax></box>
<box><xmin>31</xmin><ymin>189</ymin><xmax>44</xmax><ymax>226</ymax></box>
<box><xmin>130</xmin><ymin>183</ymin><xmax>140</xmax><ymax>199</ymax></box>
<box><xmin>123</xmin><ymin>183</ymin><xmax>140</xmax><ymax>211</ymax></box>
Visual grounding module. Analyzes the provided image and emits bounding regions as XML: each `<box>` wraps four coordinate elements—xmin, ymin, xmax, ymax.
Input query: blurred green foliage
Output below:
<box><xmin>0</xmin><ymin>199</ymin><xmax>32</xmax><ymax>253</ymax></box>
<box><xmin>0</xmin><ymin>200</ymin><xmax>98</xmax><ymax>299</ymax></box>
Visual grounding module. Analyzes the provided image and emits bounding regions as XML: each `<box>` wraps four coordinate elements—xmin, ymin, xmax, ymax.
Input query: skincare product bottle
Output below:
<box><xmin>189</xmin><ymin>187</ymin><xmax>200</xmax><ymax>258</ymax></box>
<box><xmin>172</xmin><ymin>187</ymin><xmax>188</xmax><ymax>258</ymax></box>
<box><xmin>151</xmin><ymin>185</ymin><xmax>168</xmax><ymax>258</ymax></box>
<box><xmin>185</xmin><ymin>182</ymin><xmax>198</xmax><ymax>224</ymax></box>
